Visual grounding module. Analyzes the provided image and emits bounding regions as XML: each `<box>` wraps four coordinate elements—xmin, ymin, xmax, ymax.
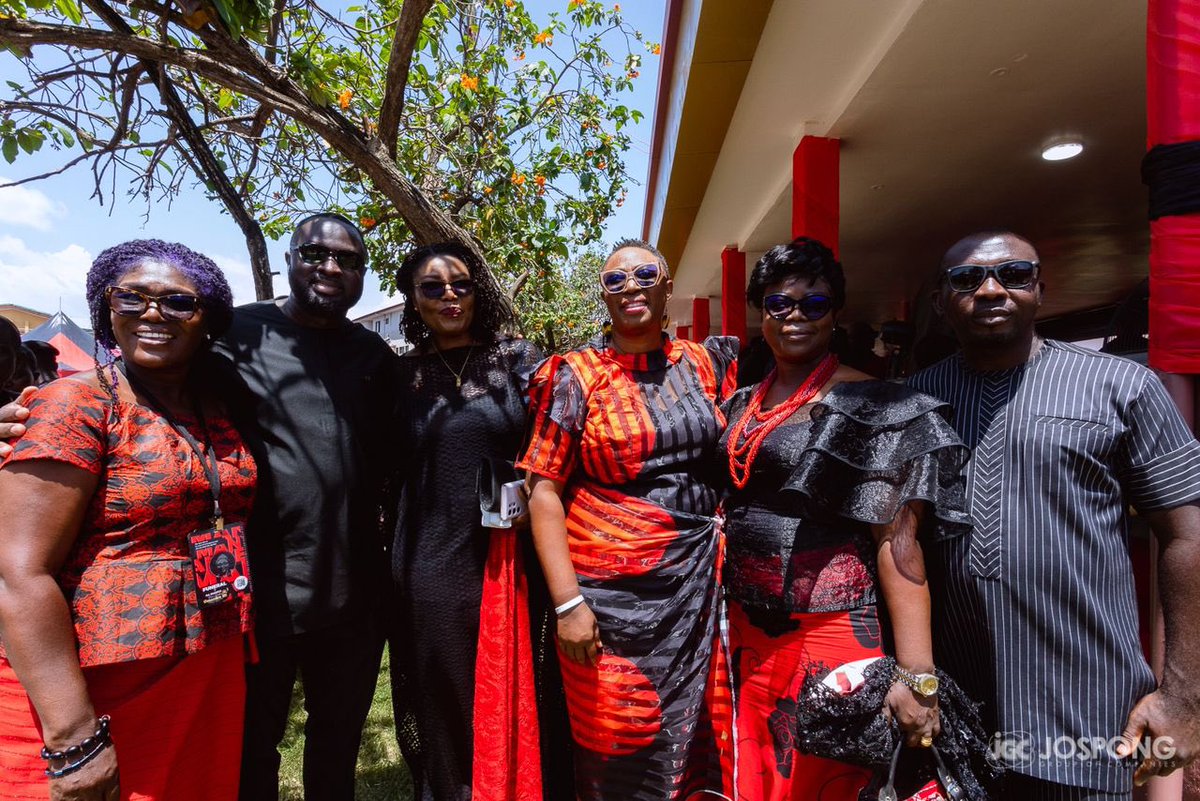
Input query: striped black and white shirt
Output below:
<box><xmin>909</xmin><ymin>340</ymin><xmax>1200</xmax><ymax>792</ymax></box>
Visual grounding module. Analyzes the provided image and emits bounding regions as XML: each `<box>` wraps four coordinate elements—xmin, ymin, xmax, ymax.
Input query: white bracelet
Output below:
<box><xmin>555</xmin><ymin>595</ymin><xmax>585</xmax><ymax>617</ymax></box>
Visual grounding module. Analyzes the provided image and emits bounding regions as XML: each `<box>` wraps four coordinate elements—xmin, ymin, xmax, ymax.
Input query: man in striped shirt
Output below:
<box><xmin>909</xmin><ymin>230</ymin><xmax>1200</xmax><ymax>800</ymax></box>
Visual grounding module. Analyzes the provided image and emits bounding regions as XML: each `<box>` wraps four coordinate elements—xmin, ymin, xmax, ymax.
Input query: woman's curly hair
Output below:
<box><xmin>395</xmin><ymin>241</ymin><xmax>515</xmax><ymax>349</ymax></box>
<box><xmin>747</xmin><ymin>236</ymin><xmax>846</xmax><ymax>311</ymax></box>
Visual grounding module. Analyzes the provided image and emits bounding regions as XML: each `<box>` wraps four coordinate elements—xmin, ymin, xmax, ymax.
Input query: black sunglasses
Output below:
<box><xmin>106</xmin><ymin>286</ymin><xmax>202</xmax><ymax>321</ymax></box>
<box><xmin>943</xmin><ymin>260</ymin><xmax>1039</xmax><ymax>293</ymax></box>
<box><xmin>417</xmin><ymin>279</ymin><xmax>475</xmax><ymax>300</ymax></box>
<box><xmin>599</xmin><ymin>263</ymin><xmax>663</xmax><ymax>295</ymax></box>
<box><xmin>294</xmin><ymin>243</ymin><xmax>365</xmax><ymax>272</ymax></box>
<box><xmin>762</xmin><ymin>293</ymin><xmax>835</xmax><ymax>321</ymax></box>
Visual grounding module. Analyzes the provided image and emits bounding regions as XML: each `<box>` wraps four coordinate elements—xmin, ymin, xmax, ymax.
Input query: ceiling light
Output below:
<box><xmin>1041</xmin><ymin>139</ymin><xmax>1084</xmax><ymax>161</ymax></box>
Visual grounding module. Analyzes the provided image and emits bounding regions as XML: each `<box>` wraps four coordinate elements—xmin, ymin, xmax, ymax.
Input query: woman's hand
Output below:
<box><xmin>883</xmin><ymin>682</ymin><xmax>940</xmax><ymax>747</ymax></box>
<box><xmin>557</xmin><ymin>601</ymin><xmax>603</xmax><ymax>666</ymax></box>
<box><xmin>49</xmin><ymin>745</ymin><xmax>119</xmax><ymax>801</ymax></box>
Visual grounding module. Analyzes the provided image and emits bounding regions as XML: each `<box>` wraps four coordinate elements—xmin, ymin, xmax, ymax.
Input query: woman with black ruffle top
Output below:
<box><xmin>720</xmin><ymin>238</ymin><xmax>972</xmax><ymax>801</ymax></box>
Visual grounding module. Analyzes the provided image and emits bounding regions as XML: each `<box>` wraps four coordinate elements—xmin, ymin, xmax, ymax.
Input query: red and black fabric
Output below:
<box><xmin>1146</xmin><ymin>0</ymin><xmax>1200</xmax><ymax>372</ymax></box>
<box><xmin>0</xmin><ymin>376</ymin><xmax>257</xmax><ymax>800</ymax></box>
<box><xmin>518</xmin><ymin>334</ymin><xmax>738</xmax><ymax>801</ymax></box>
<box><xmin>719</xmin><ymin>380</ymin><xmax>970</xmax><ymax>801</ymax></box>
<box><xmin>0</xmin><ymin>378</ymin><xmax>256</xmax><ymax>665</ymax></box>
<box><xmin>728</xmin><ymin>602</ymin><xmax>884</xmax><ymax>801</ymax></box>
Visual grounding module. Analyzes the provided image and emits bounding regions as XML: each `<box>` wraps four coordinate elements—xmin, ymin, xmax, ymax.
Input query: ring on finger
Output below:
<box><xmin>920</xmin><ymin>735</ymin><xmax>933</xmax><ymax>748</ymax></box>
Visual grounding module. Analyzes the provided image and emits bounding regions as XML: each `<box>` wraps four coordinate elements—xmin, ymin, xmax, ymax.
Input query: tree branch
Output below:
<box><xmin>378</xmin><ymin>0</ymin><xmax>434</xmax><ymax>158</ymax></box>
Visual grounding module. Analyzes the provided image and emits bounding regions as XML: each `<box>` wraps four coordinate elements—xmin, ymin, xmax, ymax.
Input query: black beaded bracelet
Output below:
<box><xmin>41</xmin><ymin>715</ymin><xmax>112</xmax><ymax>778</ymax></box>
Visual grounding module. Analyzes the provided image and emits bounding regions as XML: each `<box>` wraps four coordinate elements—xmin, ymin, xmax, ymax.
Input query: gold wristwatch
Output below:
<box><xmin>893</xmin><ymin>665</ymin><xmax>939</xmax><ymax>697</ymax></box>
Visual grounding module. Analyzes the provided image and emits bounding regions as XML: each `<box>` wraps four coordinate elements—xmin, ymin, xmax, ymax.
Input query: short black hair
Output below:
<box><xmin>747</xmin><ymin>237</ymin><xmax>845</xmax><ymax>311</ymax></box>
<box><xmin>290</xmin><ymin>212</ymin><xmax>367</xmax><ymax>255</ymax></box>
<box><xmin>609</xmin><ymin>237</ymin><xmax>667</xmax><ymax>270</ymax></box>
<box><xmin>395</xmin><ymin>241</ymin><xmax>516</xmax><ymax>348</ymax></box>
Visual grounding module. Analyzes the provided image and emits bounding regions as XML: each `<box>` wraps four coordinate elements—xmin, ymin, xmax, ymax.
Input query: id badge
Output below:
<box><xmin>187</xmin><ymin>523</ymin><xmax>252</xmax><ymax>608</ymax></box>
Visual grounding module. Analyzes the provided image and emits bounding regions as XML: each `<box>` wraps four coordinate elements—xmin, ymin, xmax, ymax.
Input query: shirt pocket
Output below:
<box><xmin>1025</xmin><ymin>414</ymin><xmax>1117</xmax><ymax>475</ymax></box>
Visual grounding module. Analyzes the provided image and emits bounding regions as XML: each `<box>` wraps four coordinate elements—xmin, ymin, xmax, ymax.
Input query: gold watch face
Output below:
<box><xmin>916</xmin><ymin>674</ymin><xmax>939</xmax><ymax>696</ymax></box>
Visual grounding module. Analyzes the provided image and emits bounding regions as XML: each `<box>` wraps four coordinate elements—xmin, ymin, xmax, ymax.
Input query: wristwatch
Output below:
<box><xmin>893</xmin><ymin>665</ymin><xmax>939</xmax><ymax>697</ymax></box>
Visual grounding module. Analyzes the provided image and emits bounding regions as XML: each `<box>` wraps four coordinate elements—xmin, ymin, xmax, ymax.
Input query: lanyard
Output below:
<box><xmin>117</xmin><ymin>362</ymin><xmax>224</xmax><ymax>528</ymax></box>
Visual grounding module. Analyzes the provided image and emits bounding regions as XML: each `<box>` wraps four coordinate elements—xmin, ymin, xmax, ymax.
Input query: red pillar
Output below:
<box><xmin>691</xmin><ymin>297</ymin><xmax>711</xmax><ymax>340</ymax></box>
<box><xmin>1144</xmin><ymin>5</ymin><xmax>1200</xmax><ymax>799</ymax></box>
<box><xmin>721</xmin><ymin>247</ymin><xmax>747</xmax><ymax>345</ymax></box>
<box><xmin>676</xmin><ymin>324</ymin><xmax>690</xmax><ymax>341</ymax></box>
<box><xmin>791</xmin><ymin>136</ymin><xmax>841</xmax><ymax>254</ymax></box>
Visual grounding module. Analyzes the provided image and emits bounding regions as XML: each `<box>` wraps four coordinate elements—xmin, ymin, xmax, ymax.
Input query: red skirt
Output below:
<box><xmin>0</xmin><ymin>635</ymin><xmax>246</xmax><ymax>801</ymax></box>
<box><xmin>729</xmin><ymin>600</ymin><xmax>883</xmax><ymax>801</ymax></box>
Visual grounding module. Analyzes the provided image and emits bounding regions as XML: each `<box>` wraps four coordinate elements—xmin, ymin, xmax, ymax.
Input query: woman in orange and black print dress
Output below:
<box><xmin>520</xmin><ymin>238</ymin><xmax>738</xmax><ymax>801</ymax></box>
<box><xmin>0</xmin><ymin>240</ymin><xmax>254</xmax><ymax>801</ymax></box>
<box><xmin>719</xmin><ymin>238</ymin><xmax>971</xmax><ymax>801</ymax></box>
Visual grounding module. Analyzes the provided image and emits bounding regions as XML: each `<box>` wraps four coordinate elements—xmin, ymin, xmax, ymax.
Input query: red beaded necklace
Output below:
<box><xmin>726</xmin><ymin>353</ymin><xmax>839</xmax><ymax>489</ymax></box>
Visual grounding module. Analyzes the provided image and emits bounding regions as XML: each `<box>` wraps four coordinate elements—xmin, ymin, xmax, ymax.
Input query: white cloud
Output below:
<box><xmin>0</xmin><ymin>180</ymin><xmax>67</xmax><ymax>231</ymax></box>
<box><xmin>210</xmin><ymin>253</ymin><xmax>261</xmax><ymax>308</ymax></box>
<box><xmin>0</xmin><ymin>235</ymin><xmax>93</xmax><ymax>324</ymax></box>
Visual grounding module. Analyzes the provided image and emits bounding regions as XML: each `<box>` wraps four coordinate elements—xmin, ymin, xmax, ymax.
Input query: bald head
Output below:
<box><xmin>941</xmin><ymin>230</ymin><xmax>1038</xmax><ymax>270</ymax></box>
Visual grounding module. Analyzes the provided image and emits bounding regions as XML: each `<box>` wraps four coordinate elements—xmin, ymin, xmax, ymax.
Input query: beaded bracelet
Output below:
<box><xmin>41</xmin><ymin>715</ymin><xmax>112</xmax><ymax>778</ymax></box>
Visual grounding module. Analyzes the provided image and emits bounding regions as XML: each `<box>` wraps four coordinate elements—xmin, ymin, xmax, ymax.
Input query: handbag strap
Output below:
<box><xmin>877</xmin><ymin>739</ymin><xmax>965</xmax><ymax>801</ymax></box>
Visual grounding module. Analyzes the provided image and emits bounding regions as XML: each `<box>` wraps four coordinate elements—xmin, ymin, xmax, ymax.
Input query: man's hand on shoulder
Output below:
<box><xmin>1118</xmin><ymin>686</ymin><xmax>1200</xmax><ymax>785</ymax></box>
<box><xmin>0</xmin><ymin>386</ymin><xmax>35</xmax><ymax>458</ymax></box>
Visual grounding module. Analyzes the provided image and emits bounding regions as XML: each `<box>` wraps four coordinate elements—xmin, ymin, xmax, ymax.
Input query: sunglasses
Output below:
<box><xmin>943</xmin><ymin>260</ymin><xmax>1039</xmax><ymax>293</ymax></box>
<box><xmin>417</xmin><ymin>279</ymin><xmax>475</xmax><ymax>300</ymax></box>
<box><xmin>294</xmin><ymin>243</ymin><xmax>365</xmax><ymax>272</ymax></box>
<box><xmin>106</xmin><ymin>286</ymin><xmax>202</xmax><ymax>321</ymax></box>
<box><xmin>762</xmin><ymin>293</ymin><xmax>835</xmax><ymax>321</ymax></box>
<box><xmin>599</xmin><ymin>262</ymin><xmax>664</xmax><ymax>295</ymax></box>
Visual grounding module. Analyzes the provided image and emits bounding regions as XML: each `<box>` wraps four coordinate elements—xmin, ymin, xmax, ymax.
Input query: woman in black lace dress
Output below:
<box><xmin>720</xmin><ymin>238</ymin><xmax>971</xmax><ymax>801</ymax></box>
<box><xmin>389</xmin><ymin>242</ymin><xmax>569</xmax><ymax>801</ymax></box>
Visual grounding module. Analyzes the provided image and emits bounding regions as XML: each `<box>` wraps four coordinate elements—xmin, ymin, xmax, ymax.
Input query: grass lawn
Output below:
<box><xmin>278</xmin><ymin>647</ymin><xmax>413</xmax><ymax>800</ymax></box>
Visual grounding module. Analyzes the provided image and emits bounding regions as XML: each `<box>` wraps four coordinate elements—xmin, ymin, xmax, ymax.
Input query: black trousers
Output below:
<box><xmin>239</xmin><ymin>616</ymin><xmax>385</xmax><ymax>801</ymax></box>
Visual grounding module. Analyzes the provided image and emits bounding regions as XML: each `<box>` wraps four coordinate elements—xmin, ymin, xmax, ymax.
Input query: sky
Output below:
<box><xmin>0</xmin><ymin>0</ymin><xmax>666</xmax><ymax>325</ymax></box>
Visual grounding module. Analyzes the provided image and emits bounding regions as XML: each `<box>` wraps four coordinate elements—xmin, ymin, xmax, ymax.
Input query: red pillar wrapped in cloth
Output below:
<box><xmin>676</xmin><ymin>324</ymin><xmax>691</xmax><ymax>341</ymax></box>
<box><xmin>792</xmin><ymin>136</ymin><xmax>841</xmax><ymax>254</ymax></box>
<box><xmin>721</xmin><ymin>247</ymin><xmax>748</xmax><ymax>345</ymax></box>
<box><xmin>692</xmin><ymin>297</ymin><xmax>711</xmax><ymax>340</ymax></box>
<box><xmin>1147</xmin><ymin>0</ymin><xmax>1200</xmax><ymax>374</ymax></box>
<box><xmin>1144</xmin><ymin>4</ymin><xmax>1200</xmax><ymax>800</ymax></box>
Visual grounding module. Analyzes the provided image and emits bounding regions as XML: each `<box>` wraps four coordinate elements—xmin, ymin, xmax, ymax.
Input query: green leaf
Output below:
<box><xmin>2</xmin><ymin>137</ymin><xmax>17</xmax><ymax>164</ymax></box>
<box><xmin>217</xmin><ymin>88</ymin><xmax>235</xmax><ymax>111</ymax></box>
<box><xmin>52</xmin><ymin>0</ymin><xmax>82</xmax><ymax>24</ymax></box>
<box><xmin>16</xmin><ymin>128</ymin><xmax>43</xmax><ymax>155</ymax></box>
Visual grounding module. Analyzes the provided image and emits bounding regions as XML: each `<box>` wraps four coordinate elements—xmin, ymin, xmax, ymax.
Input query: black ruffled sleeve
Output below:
<box><xmin>779</xmin><ymin>380</ymin><xmax>972</xmax><ymax>541</ymax></box>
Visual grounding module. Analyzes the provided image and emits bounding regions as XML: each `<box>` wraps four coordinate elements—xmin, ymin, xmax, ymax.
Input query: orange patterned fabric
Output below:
<box><xmin>518</xmin><ymin>334</ymin><xmax>738</xmax><ymax>801</ymax></box>
<box><xmin>0</xmin><ymin>378</ymin><xmax>256</xmax><ymax>667</ymax></box>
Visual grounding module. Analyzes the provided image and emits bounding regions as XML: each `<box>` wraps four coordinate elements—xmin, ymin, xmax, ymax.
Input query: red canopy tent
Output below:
<box><xmin>21</xmin><ymin>311</ymin><xmax>98</xmax><ymax>376</ymax></box>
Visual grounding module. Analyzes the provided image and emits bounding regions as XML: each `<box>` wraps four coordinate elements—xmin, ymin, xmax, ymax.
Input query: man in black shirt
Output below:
<box><xmin>214</xmin><ymin>213</ymin><xmax>398</xmax><ymax>801</ymax></box>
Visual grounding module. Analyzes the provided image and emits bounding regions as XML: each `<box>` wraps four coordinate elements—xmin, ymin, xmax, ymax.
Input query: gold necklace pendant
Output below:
<box><xmin>435</xmin><ymin>344</ymin><xmax>473</xmax><ymax>388</ymax></box>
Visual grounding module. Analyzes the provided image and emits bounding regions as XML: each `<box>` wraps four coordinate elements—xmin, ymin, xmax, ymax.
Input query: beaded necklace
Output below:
<box><xmin>726</xmin><ymin>353</ymin><xmax>839</xmax><ymax>489</ymax></box>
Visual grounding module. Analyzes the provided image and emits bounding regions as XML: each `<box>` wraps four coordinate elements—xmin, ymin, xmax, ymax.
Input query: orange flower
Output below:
<box><xmin>650</xmin><ymin>43</ymin><xmax>661</xmax><ymax>55</ymax></box>
<box><xmin>360</xmin><ymin>217</ymin><xmax>376</xmax><ymax>228</ymax></box>
<box><xmin>596</xmin><ymin>160</ymin><xmax>607</xmax><ymax>169</ymax></box>
<box><xmin>504</xmin><ymin>0</ymin><xmax>515</xmax><ymax>6</ymax></box>
<box><xmin>483</xmin><ymin>186</ymin><xmax>493</xmax><ymax>194</ymax></box>
<box><xmin>534</xmin><ymin>174</ymin><xmax>546</xmax><ymax>188</ymax></box>
<box><xmin>513</xmin><ymin>51</ymin><xmax>526</xmax><ymax>61</ymax></box>
<box><xmin>568</xmin><ymin>0</ymin><xmax>584</xmax><ymax>7</ymax></box>
<box><xmin>613</xmin><ymin>3</ymin><xmax>620</xmax><ymax>9</ymax></box>
<box><xmin>511</xmin><ymin>172</ymin><xmax>527</xmax><ymax>186</ymax></box>
<box><xmin>627</xmin><ymin>70</ymin><xmax>639</xmax><ymax>79</ymax></box>
<box><xmin>337</xmin><ymin>89</ymin><xmax>353</xmax><ymax>110</ymax></box>
<box><xmin>534</xmin><ymin>30</ymin><xmax>552</xmax><ymax>45</ymax></box>
<box><xmin>460</xmin><ymin>74</ymin><xmax>479</xmax><ymax>91</ymax></box>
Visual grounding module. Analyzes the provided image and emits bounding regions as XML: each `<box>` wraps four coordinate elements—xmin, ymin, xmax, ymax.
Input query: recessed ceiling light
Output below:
<box><xmin>1041</xmin><ymin>140</ymin><xmax>1084</xmax><ymax>161</ymax></box>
